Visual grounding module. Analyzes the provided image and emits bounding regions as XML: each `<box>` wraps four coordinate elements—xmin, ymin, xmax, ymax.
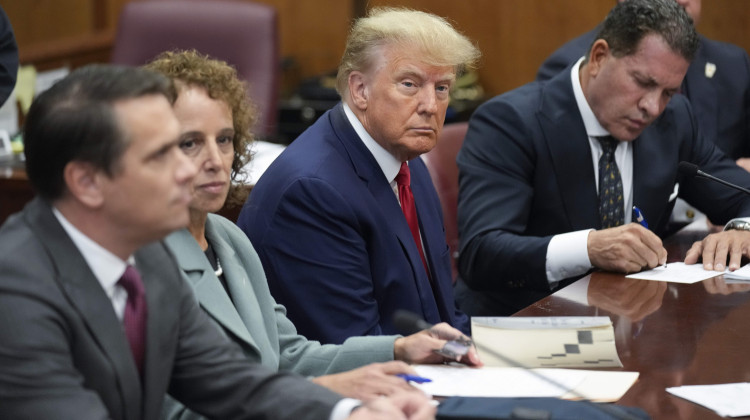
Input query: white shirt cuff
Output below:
<box><xmin>330</xmin><ymin>398</ymin><xmax>361</xmax><ymax>420</ymax></box>
<box><xmin>545</xmin><ymin>229</ymin><xmax>594</xmax><ymax>283</ymax></box>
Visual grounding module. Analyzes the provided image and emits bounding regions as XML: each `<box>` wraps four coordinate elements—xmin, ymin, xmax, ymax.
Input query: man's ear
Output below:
<box><xmin>63</xmin><ymin>161</ymin><xmax>106</xmax><ymax>209</ymax></box>
<box><xmin>587</xmin><ymin>39</ymin><xmax>611</xmax><ymax>77</ymax></box>
<box><xmin>348</xmin><ymin>71</ymin><xmax>369</xmax><ymax>111</ymax></box>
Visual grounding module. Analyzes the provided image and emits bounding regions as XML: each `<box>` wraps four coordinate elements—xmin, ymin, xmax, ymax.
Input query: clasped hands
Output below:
<box><xmin>313</xmin><ymin>323</ymin><xmax>481</xmax><ymax>402</ymax></box>
<box><xmin>588</xmin><ymin>223</ymin><xmax>750</xmax><ymax>274</ymax></box>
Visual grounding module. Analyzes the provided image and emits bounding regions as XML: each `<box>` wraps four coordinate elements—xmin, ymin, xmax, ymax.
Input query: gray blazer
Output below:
<box><xmin>162</xmin><ymin>214</ymin><xmax>396</xmax><ymax>419</ymax></box>
<box><xmin>0</xmin><ymin>198</ymin><xmax>342</xmax><ymax>420</ymax></box>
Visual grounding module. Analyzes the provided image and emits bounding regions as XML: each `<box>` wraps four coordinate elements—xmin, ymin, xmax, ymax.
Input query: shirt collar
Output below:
<box><xmin>52</xmin><ymin>207</ymin><xmax>131</xmax><ymax>298</ymax></box>
<box><xmin>343</xmin><ymin>102</ymin><xmax>402</xmax><ymax>183</ymax></box>
<box><xmin>571</xmin><ymin>57</ymin><xmax>610</xmax><ymax>138</ymax></box>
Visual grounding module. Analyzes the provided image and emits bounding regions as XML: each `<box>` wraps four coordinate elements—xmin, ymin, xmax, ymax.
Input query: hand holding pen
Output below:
<box><xmin>588</xmin><ymin>209</ymin><xmax>667</xmax><ymax>273</ymax></box>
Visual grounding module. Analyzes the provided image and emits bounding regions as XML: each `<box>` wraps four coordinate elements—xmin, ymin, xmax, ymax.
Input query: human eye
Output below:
<box><xmin>436</xmin><ymin>83</ymin><xmax>452</xmax><ymax>98</ymax></box>
<box><xmin>217</xmin><ymin>134</ymin><xmax>233</xmax><ymax>145</ymax></box>
<box><xmin>217</xmin><ymin>134</ymin><xmax>234</xmax><ymax>152</ymax></box>
<box><xmin>178</xmin><ymin>134</ymin><xmax>202</xmax><ymax>156</ymax></box>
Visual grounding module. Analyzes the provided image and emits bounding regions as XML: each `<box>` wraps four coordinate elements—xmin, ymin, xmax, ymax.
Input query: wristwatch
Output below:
<box><xmin>724</xmin><ymin>219</ymin><xmax>750</xmax><ymax>232</ymax></box>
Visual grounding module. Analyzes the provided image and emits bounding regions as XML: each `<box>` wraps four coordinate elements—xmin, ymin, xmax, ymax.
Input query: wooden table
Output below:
<box><xmin>515</xmin><ymin>226</ymin><xmax>750</xmax><ymax>419</ymax></box>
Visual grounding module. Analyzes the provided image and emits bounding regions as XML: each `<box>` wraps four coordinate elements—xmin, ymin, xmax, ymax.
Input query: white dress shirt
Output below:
<box><xmin>52</xmin><ymin>207</ymin><xmax>131</xmax><ymax>320</ymax></box>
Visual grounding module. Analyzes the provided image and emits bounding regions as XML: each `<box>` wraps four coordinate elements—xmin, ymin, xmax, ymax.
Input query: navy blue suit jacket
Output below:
<box><xmin>457</xmin><ymin>67</ymin><xmax>750</xmax><ymax>315</ymax></box>
<box><xmin>238</xmin><ymin>104</ymin><xmax>469</xmax><ymax>344</ymax></box>
<box><xmin>537</xmin><ymin>29</ymin><xmax>750</xmax><ymax>159</ymax></box>
<box><xmin>0</xmin><ymin>5</ymin><xmax>18</xmax><ymax>107</ymax></box>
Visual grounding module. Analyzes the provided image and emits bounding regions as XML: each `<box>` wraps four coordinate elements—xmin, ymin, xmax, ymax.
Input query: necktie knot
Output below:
<box><xmin>395</xmin><ymin>162</ymin><xmax>410</xmax><ymax>187</ymax></box>
<box><xmin>119</xmin><ymin>265</ymin><xmax>144</xmax><ymax>298</ymax></box>
<box><xmin>598</xmin><ymin>136</ymin><xmax>618</xmax><ymax>161</ymax></box>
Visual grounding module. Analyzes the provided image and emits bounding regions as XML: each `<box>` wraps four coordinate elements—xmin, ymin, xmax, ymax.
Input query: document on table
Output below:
<box><xmin>471</xmin><ymin>317</ymin><xmax>622</xmax><ymax>368</ymax></box>
<box><xmin>667</xmin><ymin>383</ymin><xmax>750</xmax><ymax>417</ymax></box>
<box><xmin>412</xmin><ymin>365</ymin><xmax>639</xmax><ymax>402</ymax></box>
<box><xmin>626</xmin><ymin>262</ymin><xmax>750</xmax><ymax>283</ymax></box>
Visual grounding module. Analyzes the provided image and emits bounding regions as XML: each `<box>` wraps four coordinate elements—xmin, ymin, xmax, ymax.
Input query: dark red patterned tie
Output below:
<box><xmin>119</xmin><ymin>265</ymin><xmax>147</xmax><ymax>376</ymax></box>
<box><xmin>395</xmin><ymin>162</ymin><xmax>431</xmax><ymax>278</ymax></box>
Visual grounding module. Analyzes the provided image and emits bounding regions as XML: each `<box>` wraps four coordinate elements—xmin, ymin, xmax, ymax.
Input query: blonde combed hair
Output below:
<box><xmin>336</xmin><ymin>7</ymin><xmax>481</xmax><ymax>99</ymax></box>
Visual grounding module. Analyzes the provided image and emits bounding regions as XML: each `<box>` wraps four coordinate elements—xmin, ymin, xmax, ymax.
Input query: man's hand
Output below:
<box><xmin>393</xmin><ymin>323</ymin><xmax>483</xmax><ymax>367</ymax></box>
<box><xmin>312</xmin><ymin>361</ymin><xmax>417</xmax><ymax>401</ymax></box>
<box><xmin>347</xmin><ymin>389</ymin><xmax>436</xmax><ymax>420</ymax></box>
<box><xmin>684</xmin><ymin>230</ymin><xmax>750</xmax><ymax>271</ymax></box>
<box><xmin>588</xmin><ymin>224</ymin><xmax>667</xmax><ymax>273</ymax></box>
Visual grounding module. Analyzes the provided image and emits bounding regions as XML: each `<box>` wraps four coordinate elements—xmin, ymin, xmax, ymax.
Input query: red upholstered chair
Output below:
<box><xmin>111</xmin><ymin>0</ymin><xmax>279</xmax><ymax>139</ymax></box>
<box><xmin>421</xmin><ymin>122</ymin><xmax>469</xmax><ymax>282</ymax></box>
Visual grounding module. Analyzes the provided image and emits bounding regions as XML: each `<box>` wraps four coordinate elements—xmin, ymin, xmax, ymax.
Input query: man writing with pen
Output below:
<box><xmin>454</xmin><ymin>0</ymin><xmax>750</xmax><ymax>316</ymax></box>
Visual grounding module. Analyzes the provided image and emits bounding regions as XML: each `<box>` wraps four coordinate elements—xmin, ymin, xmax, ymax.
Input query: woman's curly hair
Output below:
<box><xmin>145</xmin><ymin>49</ymin><xmax>256</xmax><ymax>207</ymax></box>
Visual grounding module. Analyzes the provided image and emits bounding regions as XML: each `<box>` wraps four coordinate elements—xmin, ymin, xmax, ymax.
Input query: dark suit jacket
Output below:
<box><xmin>456</xmin><ymin>67</ymin><xmax>750</xmax><ymax>315</ymax></box>
<box><xmin>0</xmin><ymin>5</ymin><xmax>17</xmax><ymax>107</ymax></box>
<box><xmin>238</xmin><ymin>103</ymin><xmax>469</xmax><ymax>344</ymax></box>
<box><xmin>0</xmin><ymin>198</ymin><xmax>341</xmax><ymax>420</ymax></box>
<box><xmin>537</xmin><ymin>29</ymin><xmax>750</xmax><ymax>159</ymax></box>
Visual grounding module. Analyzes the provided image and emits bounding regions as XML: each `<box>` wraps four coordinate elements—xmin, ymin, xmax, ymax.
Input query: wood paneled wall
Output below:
<box><xmin>4</xmin><ymin>0</ymin><xmax>750</xmax><ymax>97</ymax></box>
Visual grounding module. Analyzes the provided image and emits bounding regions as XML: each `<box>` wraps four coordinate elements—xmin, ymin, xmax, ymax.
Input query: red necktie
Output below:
<box><xmin>119</xmin><ymin>265</ymin><xmax>147</xmax><ymax>376</ymax></box>
<box><xmin>395</xmin><ymin>162</ymin><xmax>431</xmax><ymax>278</ymax></box>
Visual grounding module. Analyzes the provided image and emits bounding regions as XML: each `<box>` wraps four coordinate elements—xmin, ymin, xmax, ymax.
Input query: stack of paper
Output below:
<box><xmin>471</xmin><ymin>317</ymin><xmax>622</xmax><ymax>368</ymax></box>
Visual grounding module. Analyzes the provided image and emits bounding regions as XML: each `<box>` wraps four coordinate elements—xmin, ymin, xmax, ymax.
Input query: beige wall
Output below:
<box><xmin>5</xmin><ymin>0</ymin><xmax>750</xmax><ymax>97</ymax></box>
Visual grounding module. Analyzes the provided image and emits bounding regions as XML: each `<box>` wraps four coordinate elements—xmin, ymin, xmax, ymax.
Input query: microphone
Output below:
<box><xmin>678</xmin><ymin>161</ymin><xmax>750</xmax><ymax>195</ymax></box>
<box><xmin>393</xmin><ymin>309</ymin><xmax>434</xmax><ymax>335</ymax></box>
<box><xmin>393</xmin><ymin>310</ymin><xmax>643</xmax><ymax>420</ymax></box>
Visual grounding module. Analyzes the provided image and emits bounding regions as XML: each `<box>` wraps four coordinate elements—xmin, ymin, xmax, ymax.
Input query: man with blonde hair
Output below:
<box><xmin>239</xmin><ymin>8</ymin><xmax>480</xmax><ymax>344</ymax></box>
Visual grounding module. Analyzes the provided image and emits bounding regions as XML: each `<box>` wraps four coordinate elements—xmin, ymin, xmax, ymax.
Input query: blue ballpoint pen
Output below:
<box><xmin>633</xmin><ymin>205</ymin><xmax>667</xmax><ymax>268</ymax></box>
<box><xmin>396</xmin><ymin>374</ymin><xmax>432</xmax><ymax>384</ymax></box>
<box><xmin>633</xmin><ymin>206</ymin><xmax>648</xmax><ymax>229</ymax></box>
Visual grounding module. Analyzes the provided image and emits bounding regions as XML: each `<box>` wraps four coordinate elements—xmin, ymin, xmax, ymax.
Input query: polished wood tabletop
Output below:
<box><xmin>515</xmin><ymin>225</ymin><xmax>750</xmax><ymax>419</ymax></box>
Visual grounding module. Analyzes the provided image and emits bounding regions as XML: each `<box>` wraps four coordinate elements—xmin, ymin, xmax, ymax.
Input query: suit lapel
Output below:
<box><xmin>632</xmin><ymin>116</ymin><xmax>680</xmax><ymax>233</ymax></box>
<box><xmin>410</xmin><ymin>158</ymin><xmax>451</xmax><ymax>321</ymax></box>
<box><xmin>165</xmin><ymin>229</ymin><xmax>259</xmax><ymax>353</ymax></box>
<box><xmin>537</xmin><ymin>76</ymin><xmax>600</xmax><ymax>230</ymax></box>
<box><xmin>329</xmin><ymin>105</ymin><xmax>442</xmax><ymax>320</ymax></box>
<box><xmin>24</xmin><ymin>198</ymin><xmax>143</xmax><ymax>420</ymax></box>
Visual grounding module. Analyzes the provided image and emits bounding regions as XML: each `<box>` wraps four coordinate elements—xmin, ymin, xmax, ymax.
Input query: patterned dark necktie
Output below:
<box><xmin>395</xmin><ymin>162</ymin><xmax>431</xmax><ymax>279</ymax></box>
<box><xmin>598</xmin><ymin>136</ymin><xmax>624</xmax><ymax>228</ymax></box>
<box><xmin>119</xmin><ymin>265</ymin><xmax>147</xmax><ymax>376</ymax></box>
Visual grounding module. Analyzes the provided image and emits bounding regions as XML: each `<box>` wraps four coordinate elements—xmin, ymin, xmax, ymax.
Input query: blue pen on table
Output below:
<box><xmin>396</xmin><ymin>374</ymin><xmax>432</xmax><ymax>384</ymax></box>
<box><xmin>633</xmin><ymin>206</ymin><xmax>648</xmax><ymax>229</ymax></box>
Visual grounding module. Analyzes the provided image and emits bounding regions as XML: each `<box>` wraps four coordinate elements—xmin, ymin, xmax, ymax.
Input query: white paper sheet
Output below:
<box><xmin>667</xmin><ymin>383</ymin><xmax>750</xmax><ymax>417</ymax></box>
<box><xmin>625</xmin><ymin>262</ymin><xmax>750</xmax><ymax>283</ymax></box>
<box><xmin>412</xmin><ymin>365</ymin><xmax>639</xmax><ymax>402</ymax></box>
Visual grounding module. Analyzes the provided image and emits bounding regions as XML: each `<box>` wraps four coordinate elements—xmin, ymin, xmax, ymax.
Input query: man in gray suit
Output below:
<box><xmin>0</xmin><ymin>65</ymin><xmax>434</xmax><ymax>420</ymax></box>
